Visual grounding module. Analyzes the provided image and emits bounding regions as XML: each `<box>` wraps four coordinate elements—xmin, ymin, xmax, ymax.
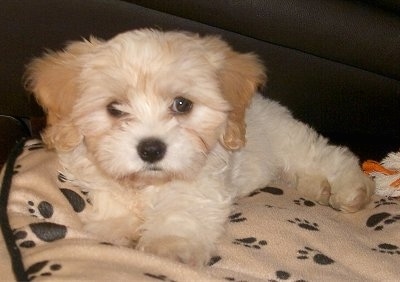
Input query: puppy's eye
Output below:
<box><xmin>171</xmin><ymin>96</ymin><xmax>193</xmax><ymax>114</ymax></box>
<box><xmin>107</xmin><ymin>102</ymin><xmax>126</xmax><ymax>117</ymax></box>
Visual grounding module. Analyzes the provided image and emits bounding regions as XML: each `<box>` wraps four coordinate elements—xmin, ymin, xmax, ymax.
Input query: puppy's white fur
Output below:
<box><xmin>26</xmin><ymin>29</ymin><xmax>374</xmax><ymax>266</ymax></box>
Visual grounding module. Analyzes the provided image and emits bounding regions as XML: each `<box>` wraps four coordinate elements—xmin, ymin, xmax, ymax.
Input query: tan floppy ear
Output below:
<box><xmin>25</xmin><ymin>38</ymin><xmax>100</xmax><ymax>151</ymax></box>
<box><xmin>218</xmin><ymin>50</ymin><xmax>266</xmax><ymax>150</ymax></box>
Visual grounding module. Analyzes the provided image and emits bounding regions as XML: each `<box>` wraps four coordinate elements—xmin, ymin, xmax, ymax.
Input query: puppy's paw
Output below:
<box><xmin>329</xmin><ymin>172</ymin><xmax>375</xmax><ymax>213</ymax></box>
<box><xmin>137</xmin><ymin>235</ymin><xmax>212</xmax><ymax>267</ymax></box>
<box><xmin>296</xmin><ymin>171</ymin><xmax>374</xmax><ymax>213</ymax></box>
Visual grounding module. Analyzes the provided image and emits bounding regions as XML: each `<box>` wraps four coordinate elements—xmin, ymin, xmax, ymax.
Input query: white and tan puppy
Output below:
<box><xmin>25</xmin><ymin>29</ymin><xmax>374</xmax><ymax>266</ymax></box>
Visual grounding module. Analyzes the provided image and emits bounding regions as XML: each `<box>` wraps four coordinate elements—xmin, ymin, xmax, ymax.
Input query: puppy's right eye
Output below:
<box><xmin>107</xmin><ymin>102</ymin><xmax>126</xmax><ymax>117</ymax></box>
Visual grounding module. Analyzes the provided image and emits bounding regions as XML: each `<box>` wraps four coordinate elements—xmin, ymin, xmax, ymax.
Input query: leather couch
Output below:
<box><xmin>1</xmin><ymin>0</ymin><xmax>399</xmax><ymax>167</ymax></box>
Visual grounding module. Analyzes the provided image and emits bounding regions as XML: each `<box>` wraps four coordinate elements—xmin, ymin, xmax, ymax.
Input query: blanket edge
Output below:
<box><xmin>0</xmin><ymin>138</ymin><xmax>28</xmax><ymax>281</ymax></box>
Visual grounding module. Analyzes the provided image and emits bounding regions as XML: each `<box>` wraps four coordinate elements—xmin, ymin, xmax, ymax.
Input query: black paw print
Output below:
<box><xmin>374</xmin><ymin>198</ymin><xmax>399</xmax><ymax>208</ymax></box>
<box><xmin>233</xmin><ymin>237</ymin><xmax>267</xmax><ymax>249</ymax></box>
<box><xmin>288</xmin><ymin>218</ymin><xmax>319</xmax><ymax>231</ymax></box>
<box><xmin>144</xmin><ymin>273</ymin><xmax>176</xmax><ymax>282</ymax></box>
<box><xmin>57</xmin><ymin>172</ymin><xmax>90</xmax><ymax>211</ymax></box>
<box><xmin>27</xmin><ymin>200</ymin><xmax>54</xmax><ymax>219</ymax></box>
<box><xmin>13</xmin><ymin>164</ymin><xmax>22</xmax><ymax>174</ymax></box>
<box><xmin>294</xmin><ymin>198</ymin><xmax>316</xmax><ymax>207</ymax></box>
<box><xmin>229</xmin><ymin>212</ymin><xmax>247</xmax><ymax>223</ymax></box>
<box><xmin>274</xmin><ymin>270</ymin><xmax>291</xmax><ymax>280</ymax></box>
<box><xmin>248</xmin><ymin>186</ymin><xmax>284</xmax><ymax>197</ymax></box>
<box><xmin>57</xmin><ymin>172</ymin><xmax>68</xmax><ymax>183</ymax></box>
<box><xmin>14</xmin><ymin>222</ymin><xmax>68</xmax><ymax>248</ymax></box>
<box><xmin>372</xmin><ymin>243</ymin><xmax>400</xmax><ymax>255</ymax></box>
<box><xmin>30</xmin><ymin>222</ymin><xmax>67</xmax><ymax>242</ymax></box>
<box><xmin>14</xmin><ymin>230</ymin><xmax>36</xmax><ymax>248</ymax></box>
<box><xmin>297</xmin><ymin>247</ymin><xmax>334</xmax><ymax>265</ymax></box>
<box><xmin>268</xmin><ymin>270</ymin><xmax>306</xmax><ymax>282</ymax></box>
<box><xmin>26</xmin><ymin>260</ymin><xmax>62</xmax><ymax>281</ymax></box>
<box><xmin>60</xmin><ymin>188</ymin><xmax>87</xmax><ymax>213</ymax></box>
<box><xmin>366</xmin><ymin>212</ymin><xmax>400</xmax><ymax>231</ymax></box>
<box><xmin>225</xmin><ymin>277</ymin><xmax>247</xmax><ymax>282</ymax></box>
<box><xmin>208</xmin><ymin>255</ymin><xmax>222</xmax><ymax>266</ymax></box>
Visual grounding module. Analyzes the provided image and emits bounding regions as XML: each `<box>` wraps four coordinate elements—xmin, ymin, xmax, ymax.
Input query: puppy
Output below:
<box><xmin>25</xmin><ymin>29</ymin><xmax>374</xmax><ymax>266</ymax></box>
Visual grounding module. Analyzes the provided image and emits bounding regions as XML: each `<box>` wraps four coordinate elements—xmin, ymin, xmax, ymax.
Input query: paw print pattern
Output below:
<box><xmin>30</xmin><ymin>222</ymin><xmax>67</xmax><ymax>242</ymax></box>
<box><xmin>14</xmin><ymin>230</ymin><xmax>36</xmax><ymax>248</ymax></box>
<box><xmin>14</xmin><ymin>222</ymin><xmax>68</xmax><ymax>248</ymax></box>
<box><xmin>297</xmin><ymin>247</ymin><xmax>335</xmax><ymax>265</ymax></box>
<box><xmin>225</xmin><ymin>277</ymin><xmax>248</xmax><ymax>282</ymax></box>
<box><xmin>144</xmin><ymin>273</ymin><xmax>176</xmax><ymax>282</ymax></box>
<box><xmin>274</xmin><ymin>270</ymin><xmax>291</xmax><ymax>280</ymax></box>
<box><xmin>248</xmin><ymin>186</ymin><xmax>284</xmax><ymax>197</ymax></box>
<box><xmin>374</xmin><ymin>198</ymin><xmax>399</xmax><ymax>208</ymax></box>
<box><xmin>288</xmin><ymin>218</ymin><xmax>319</xmax><ymax>231</ymax></box>
<box><xmin>372</xmin><ymin>243</ymin><xmax>400</xmax><ymax>255</ymax></box>
<box><xmin>229</xmin><ymin>212</ymin><xmax>247</xmax><ymax>223</ymax></box>
<box><xmin>26</xmin><ymin>260</ymin><xmax>62</xmax><ymax>281</ymax></box>
<box><xmin>57</xmin><ymin>172</ymin><xmax>68</xmax><ymax>183</ymax></box>
<box><xmin>366</xmin><ymin>212</ymin><xmax>400</xmax><ymax>231</ymax></box>
<box><xmin>27</xmin><ymin>200</ymin><xmax>54</xmax><ymax>219</ymax></box>
<box><xmin>268</xmin><ymin>270</ymin><xmax>306</xmax><ymax>282</ymax></box>
<box><xmin>60</xmin><ymin>188</ymin><xmax>86</xmax><ymax>213</ymax></box>
<box><xmin>13</xmin><ymin>164</ymin><xmax>22</xmax><ymax>175</ymax></box>
<box><xmin>208</xmin><ymin>255</ymin><xmax>222</xmax><ymax>266</ymax></box>
<box><xmin>58</xmin><ymin>173</ymin><xmax>91</xmax><ymax>209</ymax></box>
<box><xmin>233</xmin><ymin>237</ymin><xmax>267</xmax><ymax>249</ymax></box>
<box><xmin>294</xmin><ymin>198</ymin><xmax>316</xmax><ymax>207</ymax></box>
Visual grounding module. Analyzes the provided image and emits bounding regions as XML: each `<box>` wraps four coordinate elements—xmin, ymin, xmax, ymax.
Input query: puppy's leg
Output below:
<box><xmin>137</xmin><ymin>180</ymin><xmax>231</xmax><ymax>266</ymax></box>
<box><xmin>278</xmin><ymin>122</ymin><xmax>374</xmax><ymax>212</ymax></box>
<box><xmin>245</xmin><ymin>96</ymin><xmax>374</xmax><ymax>212</ymax></box>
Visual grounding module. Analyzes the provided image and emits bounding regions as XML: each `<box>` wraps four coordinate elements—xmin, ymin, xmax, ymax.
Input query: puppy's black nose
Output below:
<box><xmin>137</xmin><ymin>138</ymin><xmax>167</xmax><ymax>163</ymax></box>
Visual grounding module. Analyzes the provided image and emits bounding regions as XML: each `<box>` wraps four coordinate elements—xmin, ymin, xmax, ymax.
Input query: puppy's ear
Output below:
<box><xmin>217</xmin><ymin>49</ymin><xmax>266</xmax><ymax>150</ymax></box>
<box><xmin>25</xmin><ymin>38</ymin><xmax>100</xmax><ymax>151</ymax></box>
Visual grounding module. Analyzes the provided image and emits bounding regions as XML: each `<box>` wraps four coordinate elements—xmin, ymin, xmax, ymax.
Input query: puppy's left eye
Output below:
<box><xmin>107</xmin><ymin>102</ymin><xmax>126</xmax><ymax>117</ymax></box>
<box><xmin>171</xmin><ymin>96</ymin><xmax>193</xmax><ymax>114</ymax></box>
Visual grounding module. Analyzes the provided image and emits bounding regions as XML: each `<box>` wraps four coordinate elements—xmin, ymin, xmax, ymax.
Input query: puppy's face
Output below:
<box><xmin>26</xmin><ymin>29</ymin><xmax>265</xmax><ymax>186</ymax></box>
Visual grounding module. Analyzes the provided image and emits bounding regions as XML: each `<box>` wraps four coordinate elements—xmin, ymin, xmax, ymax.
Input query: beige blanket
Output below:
<box><xmin>1</xmin><ymin>139</ymin><xmax>399</xmax><ymax>281</ymax></box>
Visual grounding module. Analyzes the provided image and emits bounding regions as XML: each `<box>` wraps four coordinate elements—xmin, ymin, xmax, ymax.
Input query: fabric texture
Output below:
<box><xmin>1</xmin><ymin>139</ymin><xmax>399</xmax><ymax>281</ymax></box>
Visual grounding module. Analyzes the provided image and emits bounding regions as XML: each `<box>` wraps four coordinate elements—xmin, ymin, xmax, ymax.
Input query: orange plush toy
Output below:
<box><xmin>363</xmin><ymin>151</ymin><xmax>400</xmax><ymax>198</ymax></box>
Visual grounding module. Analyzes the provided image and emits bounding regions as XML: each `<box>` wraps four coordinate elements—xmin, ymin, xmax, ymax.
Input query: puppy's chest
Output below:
<box><xmin>86</xmin><ymin>188</ymin><xmax>146</xmax><ymax>222</ymax></box>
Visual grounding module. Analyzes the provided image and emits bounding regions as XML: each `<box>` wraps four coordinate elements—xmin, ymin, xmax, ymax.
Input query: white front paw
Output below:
<box><xmin>137</xmin><ymin>235</ymin><xmax>213</xmax><ymax>267</ymax></box>
<box><xmin>329</xmin><ymin>172</ymin><xmax>375</xmax><ymax>213</ymax></box>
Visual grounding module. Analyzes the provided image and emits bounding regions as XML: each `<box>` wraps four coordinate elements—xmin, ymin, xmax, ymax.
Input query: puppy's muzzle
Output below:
<box><xmin>137</xmin><ymin>138</ymin><xmax>167</xmax><ymax>163</ymax></box>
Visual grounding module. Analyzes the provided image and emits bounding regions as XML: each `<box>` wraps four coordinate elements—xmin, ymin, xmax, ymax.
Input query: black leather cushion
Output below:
<box><xmin>129</xmin><ymin>0</ymin><xmax>400</xmax><ymax>80</ymax></box>
<box><xmin>364</xmin><ymin>0</ymin><xmax>400</xmax><ymax>14</ymax></box>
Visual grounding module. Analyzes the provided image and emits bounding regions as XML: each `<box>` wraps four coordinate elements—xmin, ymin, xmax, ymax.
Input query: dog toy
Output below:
<box><xmin>363</xmin><ymin>151</ymin><xmax>400</xmax><ymax>197</ymax></box>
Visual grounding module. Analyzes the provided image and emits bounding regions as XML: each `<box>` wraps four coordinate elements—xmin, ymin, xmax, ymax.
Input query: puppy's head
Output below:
<box><xmin>26</xmin><ymin>29</ymin><xmax>265</xmax><ymax>185</ymax></box>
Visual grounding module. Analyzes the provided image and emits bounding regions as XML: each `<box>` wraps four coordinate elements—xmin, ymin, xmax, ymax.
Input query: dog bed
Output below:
<box><xmin>1</xmin><ymin>139</ymin><xmax>399</xmax><ymax>281</ymax></box>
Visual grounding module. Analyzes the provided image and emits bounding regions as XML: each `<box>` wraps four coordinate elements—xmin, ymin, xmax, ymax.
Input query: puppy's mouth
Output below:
<box><xmin>144</xmin><ymin>165</ymin><xmax>163</xmax><ymax>172</ymax></box>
